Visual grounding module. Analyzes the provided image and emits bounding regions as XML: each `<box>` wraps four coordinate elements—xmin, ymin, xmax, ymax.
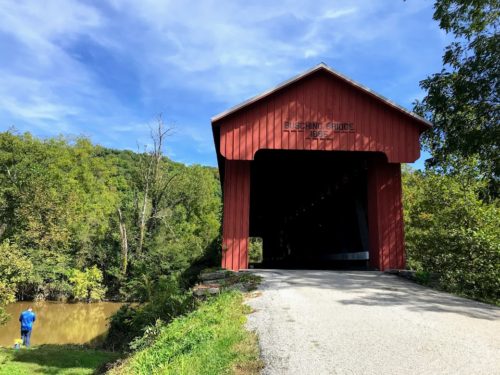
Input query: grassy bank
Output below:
<box><xmin>0</xmin><ymin>345</ymin><xmax>120</xmax><ymax>375</ymax></box>
<box><xmin>109</xmin><ymin>292</ymin><xmax>262</xmax><ymax>375</ymax></box>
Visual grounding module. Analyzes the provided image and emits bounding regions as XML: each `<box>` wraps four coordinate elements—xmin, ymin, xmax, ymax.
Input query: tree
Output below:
<box><xmin>414</xmin><ymin>0</ymin><xmax>499</xmax><ymax>196</ymax></box>
<box><xmin>403</xmin><ymin>166</ymin><xmax>500</xmax><ymax>304</ymax></box>
<box><xmin>69</xmin><ymin>266</ymin><xmax>107</xmax><ymax>302</ymax></box>
<box><xmin>0</xmin><ymin>242</ymin><xmax>32</xmax><ymax>324</ymax></box>
<box><xmin>117</xmin><ymin>208</ymin><xmax>129</xmax><ymax>276</ymax></box>
<box><xmin>0</xmin><ymin>130</ymin><xmax>222</xmax><ymax>303</ymax></box>
<box><xmin>0</xmin><ymin>131</ymin><xmax>122</xmax><ymax>299</ymax></box>
<box><xmin>136</xmin><ymin>115</ymin><xmax>175</xmax><ymax>255</ymax></box>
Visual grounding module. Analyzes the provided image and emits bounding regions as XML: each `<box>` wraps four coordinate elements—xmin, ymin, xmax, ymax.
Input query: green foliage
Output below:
<box><xmin>414</xmin><ymin>0</ymin><xmax>500</xmax><ymax>195</ymax></box>
<box><xmin>109</xmin><ymin>292</ymin><xmax>262</xmax><ymax>375</ymax></box>
<box><xmin>0</xmin><ymin>241</ymin><xmax>32</xmax><ymax>324</ymax></box>
<box><xmin>0</xmin><ymin>130</ymin><xmax>221</xmax><ymax>306</ymax></box>
<box><xmin>408</xmin><ymin>0</ymin><xmax>500</xmax><ymax>305</ymax></box>
<box><xmin>248</xmin><ymin>237</ymin><xmax>263</xmax><ymax>264</ymax></box>
<box><xmin>105</xmin><ymin>275</ymin><xmax>196</xmax><ymax>351</ymax></box>
<box><xmin>129</xmin><ymin>318</ymin><xmax>166</xmax><ymax>352</ymax></box>
<box><xmin>403</xmin><ymin>166</ymin><xmax>500</xmax><ymax>304</ymax></box>
<box><xmin>69</xmin><ymin>266</ymin><xmax>107</xmax><ymax>302</ymax></box>
<box><xmin>0</xmin><ymin>131</ymin><xmax>123</xmax><ymax>300</ymax></box>
<box><xmin>415</xmin><ymin>270</ymin><xmax>431</xmax><ymax>286</ymax></box>
<box><xmin>0</xmin><ymin>129</ymin><xmax>224</xmax><ymax>364</ymax></box>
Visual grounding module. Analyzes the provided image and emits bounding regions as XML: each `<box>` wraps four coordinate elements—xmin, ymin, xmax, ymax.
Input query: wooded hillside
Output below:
<box><xmin>0</xmin><ymin>128</ymin><xmax>221</xmax><ymax>323</ymax></box>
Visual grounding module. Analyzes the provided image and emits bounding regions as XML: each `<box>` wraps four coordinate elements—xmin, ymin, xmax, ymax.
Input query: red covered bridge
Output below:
<box><xmin>211</xmin><ymin>63</ymin><xmax>431</xmax><ymax>271</ymax></box>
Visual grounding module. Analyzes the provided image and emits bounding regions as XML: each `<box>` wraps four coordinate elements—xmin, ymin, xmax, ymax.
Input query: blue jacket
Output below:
<box><xmin>19</xmin><ymin>310</ymin><xmax>36</xmax><ymax>331</ymax></box>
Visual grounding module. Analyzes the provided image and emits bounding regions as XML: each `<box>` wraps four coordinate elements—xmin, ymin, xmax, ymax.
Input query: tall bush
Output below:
<box><xmin>105</xmin><ymin>275</ymin><xmax>196</xmax><ymax>351</ymax></box>
<box><xmin>403</xmin><ymin>167</ymin><xmax>500</xmax><ymax>304</ymax></box>
<box><xmin>69</xmin><ymin>266</ymin><xmax>107</xmax><ymax>302</ymax></box>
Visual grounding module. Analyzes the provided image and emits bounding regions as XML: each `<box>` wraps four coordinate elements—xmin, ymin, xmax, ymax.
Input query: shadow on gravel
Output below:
<box><xmin>249</xmin><ymin>270</ymin><xmax>500</xmax><ymax>321</ymax></box>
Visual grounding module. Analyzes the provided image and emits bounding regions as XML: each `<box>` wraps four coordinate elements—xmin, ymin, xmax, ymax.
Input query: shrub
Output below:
<box><xmin>105</xmin><ymin>275</ymin><xmax>196</xmax><ymax>351</ymax></box>
<box><xmin>248</xmin><ymin>237</ymin><xmax>263</xmax><ymax>264</ymax></box>
<box><xmin>69</xmin><ymin>265</ymin><xmax>107</xmax><ymax>302</ymax></box>
<box><xmin>403</xmin><ymin>168</ymin><xmax>500</xmax><ymax>304</ymax></box>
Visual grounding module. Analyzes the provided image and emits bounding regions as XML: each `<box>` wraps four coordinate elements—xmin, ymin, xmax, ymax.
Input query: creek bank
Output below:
<box><xmin>193</xmin><ymin>269</ymin><xmax>262</xmax><ymax>297</ymax></box>
<box><xmin>108</xmin><ymin>292</ymin><xmax>262</xmax><ymax>375</ymax></box>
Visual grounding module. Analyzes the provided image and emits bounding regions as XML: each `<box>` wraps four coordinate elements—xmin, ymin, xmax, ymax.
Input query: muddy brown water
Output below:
<box><xmin>0</xmin><ymin>301</ymin><xmax>125</xmax><ymax>347</ymax></box>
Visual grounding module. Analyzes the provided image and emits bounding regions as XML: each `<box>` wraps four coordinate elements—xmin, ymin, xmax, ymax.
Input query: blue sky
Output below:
<box><xmin>0</xmin><ymin>0</ymin><xmax>449</xmax><ymax>168</ymax></box>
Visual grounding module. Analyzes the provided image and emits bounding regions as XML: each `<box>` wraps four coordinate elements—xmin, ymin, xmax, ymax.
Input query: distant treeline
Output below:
<box><xmin>0</xmin><ymin>127</ymin><xmax>222</xmax><ymax>323</ymax></box>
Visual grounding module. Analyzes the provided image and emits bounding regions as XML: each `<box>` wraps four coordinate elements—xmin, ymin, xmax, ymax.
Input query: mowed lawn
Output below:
<box><xmin>0</xmin><ymin>345</ymin><xmax>120</xmax><ymax>375</ymax></box>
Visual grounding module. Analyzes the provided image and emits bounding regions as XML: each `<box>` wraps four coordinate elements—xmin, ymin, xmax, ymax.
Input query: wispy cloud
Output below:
<box><xmin>0</xmin><ymin>0</ymin><xmax>447</xmax><ymax>165</ymax></box>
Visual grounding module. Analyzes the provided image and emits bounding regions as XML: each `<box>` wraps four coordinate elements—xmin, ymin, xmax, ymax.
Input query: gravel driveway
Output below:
<box><xmin>245</xmin><ymin>270</ymin><xmax>500</xmax><ymax>375</ymax></box>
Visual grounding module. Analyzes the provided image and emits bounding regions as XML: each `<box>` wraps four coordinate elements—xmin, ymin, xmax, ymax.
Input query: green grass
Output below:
<box><xmin>0</xmin><ymin>345</ymin><xmax>120</xmax><ymax>375</ymax></box>
<box><xmin>109</xmin><ymin>292</ymin><xmax>262</xmax><ymax>375</ymax></box>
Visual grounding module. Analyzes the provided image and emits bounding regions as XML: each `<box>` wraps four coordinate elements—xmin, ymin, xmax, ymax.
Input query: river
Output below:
<box><xmin>0</xmin><ymin>301</ymin><xmax>125</xmax><ymax>347</ymax></box>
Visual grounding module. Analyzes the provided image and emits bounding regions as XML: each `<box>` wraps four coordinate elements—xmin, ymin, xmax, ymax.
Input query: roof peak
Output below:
<box><xmin>211</xmin><ymin>63</ymin><xmax>431</xmax><ymax>128</ymax></box>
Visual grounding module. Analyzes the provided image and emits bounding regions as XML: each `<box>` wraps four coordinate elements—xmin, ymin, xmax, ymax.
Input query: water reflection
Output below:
<box><xmin>0</xmin><ymin>301</ymin><xmax>124</xmax><ymax>347</ymax></box>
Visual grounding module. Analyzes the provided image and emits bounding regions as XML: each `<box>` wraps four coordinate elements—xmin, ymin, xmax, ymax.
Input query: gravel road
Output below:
<box><xmin>245</xmin><ymin>270</ymin><xmax>500</xmax><ymax>375</ymax></box>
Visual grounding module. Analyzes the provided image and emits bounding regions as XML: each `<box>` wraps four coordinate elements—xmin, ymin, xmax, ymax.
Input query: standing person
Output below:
<box><xmin>19</xmin><ymin>307</ymin><xmax>36</xmax><ymax>347</ymax></box>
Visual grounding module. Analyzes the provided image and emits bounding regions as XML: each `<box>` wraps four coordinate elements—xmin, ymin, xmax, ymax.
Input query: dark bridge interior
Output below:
<box><xmin>249</xmin><ymin>150</ymin><xmax>372</xmax><ymax>269</ymax></box>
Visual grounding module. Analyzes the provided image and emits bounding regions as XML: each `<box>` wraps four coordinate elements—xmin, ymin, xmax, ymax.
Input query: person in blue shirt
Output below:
<box><xmin>19</xmin><ymin>307</ymin><xmax>36</xmax><ymax>347</ymax></box>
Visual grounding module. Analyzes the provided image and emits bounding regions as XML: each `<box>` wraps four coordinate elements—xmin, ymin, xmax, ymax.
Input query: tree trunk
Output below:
<box><xmin>0</xmin><ymin>223</ymin><xmax>7</xmax><ymax>239</ymax></box>
<box><xmin>136</xmin><ymin>115</ymin><xmax>173</xmax><ymax>253</ymax></box>
<box><xmin>117</xmin><ymin>208</ymin><xmax>129</xmax><ymax>275</ymax></box>
<box><xmin>137</xmin><ymin>188</ymin><xmax>148</xmax><ymax>255</ymax></box>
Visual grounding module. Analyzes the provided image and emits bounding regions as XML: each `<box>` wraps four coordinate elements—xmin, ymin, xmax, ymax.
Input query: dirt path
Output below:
<box><xmin>246</xmin><ymin>270</ymin><xmax>500</xmax><ymax>375</ymax></box>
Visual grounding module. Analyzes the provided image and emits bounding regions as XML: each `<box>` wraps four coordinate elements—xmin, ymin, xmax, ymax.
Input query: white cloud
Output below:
<box><xmin>323</xmin><ymin>7</ymin><xmax>358</xmax><ymax>19</ymax></box>
<box><xmin>108</xmin><ymin>0</ymin><xmax>439</xmax><ymax>104</ymax></box>
<box><xmin>100</xmin><ymin>1</ymin><xmax>377</xmax><ymax>99</ymax></box>
<box><xmin>0</xmin><ymin>0</ymin><xmax>447</xmax><ymax>165</ymax></box>
<box><xmin>0</xmin><ymin>0</ymin><xmax>112</xmax><ymax>131</ymax></box>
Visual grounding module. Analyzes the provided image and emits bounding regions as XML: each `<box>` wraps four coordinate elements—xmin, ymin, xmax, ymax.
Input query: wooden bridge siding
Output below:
<box><xmin>368</xmin><ymin>159</ymin><xmax>405</xmax><ymax>270</ymax></box>
<box><xmin>221</xmin><ymin>155</ymin><xmax>406</xmax><ymax>271</ymax></box>
<box><xmin>221</xmin><ymin>159</ymin><xmax>251</xmax><ymax>271</ymax></box>
<box><xmin>219</xmin><ymin>72</ymin><xmax>422</xmax><ymax>164</ymax></box>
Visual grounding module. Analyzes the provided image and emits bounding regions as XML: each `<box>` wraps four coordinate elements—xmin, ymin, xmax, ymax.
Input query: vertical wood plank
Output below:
<box><xmin>361</xmin><ymin>96</ymin><xmax>369</xmax><ymax>151</ymax></box>
<box><xmin>368</xmin><ymin>158</ymin><xmax>380</xmax><ymax>269</ymax></box>
<box><xmin>396</xmin><ymin>165</ymin><xmax>405</xmax><ymax>268</ymax></box>
<box><xmin>332</xmin><ymin>78</ymin><xmax>340</xmax><ymax>150</ymax></box>
<box><xmin>320</xmin><ymin>76</ymin><xmax>327</xmax><ymax>151</ymax></box>
<box><xmin>221</xmin><ymin>160</ymin><xmax>251</xmax><ymax>271</ymax></box>
<box><xmin>348</xmin><ymin>89</ymin><xmax>354</xmax><ymax>150</ymax></box>
<box><xmin>223</xmin><ymin>160</ymin><xmax>233</xmax><ymax>269</ymax></box>
<box><xmin>241</xmin><ymin>112</ymin><xmax>247</xmax><ymax>160</ymax></box>
<box><xmin>241</xmin><ymin>162</ymin><xmax>250</xmax><ymax>269</ymax></box>
<box><xmin>283</xmin><ymin>93</ymin><xmax>290</xmax><ymax>150</ymax></box>
<box><xmin>267</xmin><ymin>102</ymin><xmax>273</xmax><ymax>150</ymax></box>
<box><xmin>276</xmin><ymin>94</ymin><xmax>282</xmax><ymax>150</ymax></box>
<box><xmin>298</xmin><ymin>84</ymin><xmax>304</xmax><ymax>150</ymax></box>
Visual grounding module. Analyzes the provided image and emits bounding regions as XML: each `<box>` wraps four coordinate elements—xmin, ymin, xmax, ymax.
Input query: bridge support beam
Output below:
<box><xmin>367</xmin><ymin>158</ymin><xmax>405</xmax><ymax>270</ymax></box>
<box><xmin>221</xmin><ymin>159</ymin><xmax>251</xmax><ymax>271</ymax></box>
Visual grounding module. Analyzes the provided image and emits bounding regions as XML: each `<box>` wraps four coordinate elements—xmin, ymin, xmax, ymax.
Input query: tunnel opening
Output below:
<box><xmin>249</xmin><ymin>150</ymin><xmax>375</xmax><ymax>270</ymax></box>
